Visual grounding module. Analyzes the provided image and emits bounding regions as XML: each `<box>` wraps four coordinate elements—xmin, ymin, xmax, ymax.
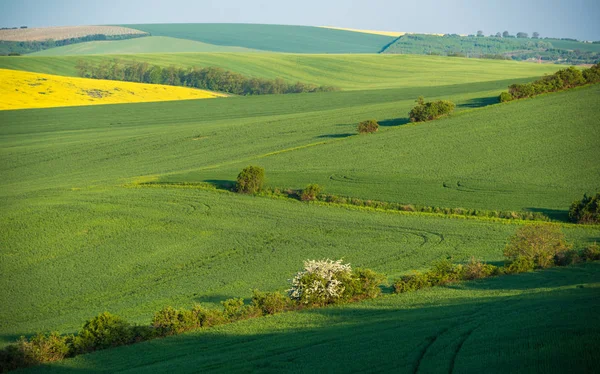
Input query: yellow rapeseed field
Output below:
<box><xmin>0</xmin><ymin>69</ymin><xmax>226</xmax><ymax>110</ymax></box>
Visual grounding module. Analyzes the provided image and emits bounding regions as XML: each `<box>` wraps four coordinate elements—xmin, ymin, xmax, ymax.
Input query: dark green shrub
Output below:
<box><xmin>151</xmin><ymin>306</ymin><xmax>198</xmax><ymax>337</ymax></box>
<box><xmin>505</xmin><ymin>256</ymin><xmax>535</xmax><ymax>274</ymax></box>
<box><xmin>583</xmin><ymin>63</ymin><xmax>600</xmax><ymax>83</ymax></box>
<box><xmin>554</xmin><ymin>249</ymin><xmax>581</xmax><ymax>266</ymax></box>
<box><xmin>236</xmin><ymin>165</ymin><xmax>265</xmax><ymax>194</ymax></box>
<box><xmin>426</xmin><ymin>258</ymin><xmax>464</xmax><ymax>285</ymax></box>
<box><xmin>463</xmin><ymin>257</ymin><xmax>498</xmax><ymax>280</ymax></box>
<box><xmin>568</xmin><ymin>193</ymin><xmax>600</xmax><ymax>224</ymax></box>
<box><xmin>301</xmin><ymin>184</ymin><xmax>322</xmax><ymax>201</ymax></box>
<box><xmin>0</xmin><ymin>344</ymin><xmax>26</xmax><ymax>372</ymax></box>
<box><xmin>499</xmin><ymin>91</ymin><xmax>513</xmax><ymax>102</ymax></box>
<box><xmin>198</xmin><ymin>308</ymin><xmax>228</xmax><ymax>328</ymax></box>
<box><xmin>503</xmin><ymin>224</ymin><xmax>571</xmax><ymax>269</ymax></box>
<box><xmin>3</xmin><ymin>332</ymin><xmax>71</xmax><ymax>369</ymax></box>
<box><xmin>581</xmin><ymin>242</ymin><xmax>600</xmax><ymax>262</ymax></box>
<box><xmin>71</xmin><ymin>312</ymin><xmax>133</xmax><ymax>353</ymax></box>
<box><xmin>345</xmin><ymin>268</ymin><xmax>387</xmax><ymax>300</ymax></box>
<box><xmin>554</xmin><ymin>66</ymin><xmax>585</xmax><ymax>88</ymax></box>
<box><xmin>393</xmin><ymin>272</ymin><xmax>432</xmax><ymax>293</ymax></box>
<box><xmin>251</xmin><ymin>290</ymin><xmax>289</xmax><ymax>315</ymax></box>
<box><xmin>409</xmin><ymin>97</ymin><xmax>456</xmax><ymax>122</ymax></box>
<box><xmin>357</xmin><ymin>119</ymin><xmax>379</xmax><ymax>134</ymax></box>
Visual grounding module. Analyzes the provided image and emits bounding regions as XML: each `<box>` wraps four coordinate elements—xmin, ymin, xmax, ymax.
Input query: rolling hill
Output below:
<box><xmin>119</xmin><ymin>23</ymin><xmax>396</xmax><ymax>53</ymax></box>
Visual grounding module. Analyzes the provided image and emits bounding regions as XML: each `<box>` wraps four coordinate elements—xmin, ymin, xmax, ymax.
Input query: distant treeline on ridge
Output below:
<box><xmin>76</xmin><ymin>60</ymin><xmax>340</xmax><ymax>95</ymax></box>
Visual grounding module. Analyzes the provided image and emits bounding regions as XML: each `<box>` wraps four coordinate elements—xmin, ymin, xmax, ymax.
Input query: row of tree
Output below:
<box><xmin>76</xmin><ymin>60</ymin><xmax>339</xmax><ymax>95</ymax></box>
<box><xmin>475</xmin><ymin>31</ymin><xmax>540</xmax><ymax>39</ymax></box>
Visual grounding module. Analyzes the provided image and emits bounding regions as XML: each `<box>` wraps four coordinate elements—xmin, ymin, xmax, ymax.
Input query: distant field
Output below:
<box><xmin>0</xmin><ymin>54</ymin><xmax>564</xmax><ymax>90</ymax></box>
<box><xmin>319</xmin><ymin>26</ymin><xmax>408</xmax><ymax>37</ymax></box>
<box><xmin>0</xmin><ymin>68</ymin><xmax>224</xmax><ymax>110</ymax></box>
<box><xmin>30</xmin><ymin>36</ymin><xmax>261</xmax><ymax>56</ymax></box>
<box><xmin>25</xmin><ymin>263</ymin><xmax>600</xmax><ymax>373</ymax></box>
<box><xmin>0</xmin><ymin>25</ymin><xmax>146</xmax><ymax>41</ymax></box>
<box><xmin>119</xmin><ymin>23</ymin><xmax>396</xmax><ymax>53</ymax></box>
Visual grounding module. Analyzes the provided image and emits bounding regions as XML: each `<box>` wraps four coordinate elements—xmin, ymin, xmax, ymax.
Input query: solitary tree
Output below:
<box><xmin>236</xmin><ymin>166</ymin><xmax>265</xmax><ymax>193</ymax></box>
<box><xmin>357</xmin><ymin>119</ymin><xmax>379</xmax><ymax>134</ymax></box>
<box><xmin>532</xmin><ymin>32</ymin><xmax>540</xmax><ymax>39</ymax></box>
<box><xmin>516</xmin><ymin>32</ymin><xmax>529</xmax><ymax>38</ymax></box>
<box><xmin>495</xmin><ymin>32</ymin><xmax>502</xmax><ymax>38</ymax></box>
<box><xmin>502</xmin><ymin>30</ymin><xmax>510</xmax><ymax>38</ymax></box>
<box><xmin>504</xmin><ymin>225</ymin><xmax>571</xmax><ymax>269</ymax></box>
<box><xmin>477</xmin><ymin>30</ymin><xmax>484</xmax><ymax>37</ymax></box>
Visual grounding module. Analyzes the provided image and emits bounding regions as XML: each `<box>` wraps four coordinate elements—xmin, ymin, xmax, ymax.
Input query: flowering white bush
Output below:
<box><xmin>288</xmin><ymin>259</ymin><xmax>353</xmax><ymax>305</ymax></box>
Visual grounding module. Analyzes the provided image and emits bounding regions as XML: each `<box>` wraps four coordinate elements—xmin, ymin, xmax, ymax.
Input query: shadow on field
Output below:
<box><xmin>525</xmin><ymin>207</ymin><xmax>569</xmax><ymax>222</ymax></box>
<box><xmin>379</xmin><ymin>118</ymin><xmax>410</xmax><ymax>127</ymax></box>
<box><xmin>34</xmin><ymin>263</ymin><xmax>600</xmax><ymax>373</ymax></box>
<box><xmin>316</xmin><ymin>133</ymin><xmax>355</xmax><ymax>139</ymax></box>
<box><xmin>458</xmin><ymin>96</ymin><xmax>499</xmax><ymax>109</ymax></box>
<box><xmin>193</xmin><ymin>294</ymin><xmax>239</xmax><ymax>304</ymax></box>
<box><xmin>204</xmin><ymin>179</ymin><xmax>236</xmax><ymax>191</ymax></box>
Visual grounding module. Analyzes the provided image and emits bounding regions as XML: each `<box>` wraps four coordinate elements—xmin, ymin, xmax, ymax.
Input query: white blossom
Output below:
<box><xmin>288</xmin><ymin>259</ymin><xmax>352</xmax><ymax>304</ymax></box>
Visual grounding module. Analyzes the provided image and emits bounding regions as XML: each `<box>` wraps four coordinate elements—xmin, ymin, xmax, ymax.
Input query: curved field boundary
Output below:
<box><xmin>0</xmin><ymin>25</ymin><xmax>147</xmax><ymax>41</ymax></box>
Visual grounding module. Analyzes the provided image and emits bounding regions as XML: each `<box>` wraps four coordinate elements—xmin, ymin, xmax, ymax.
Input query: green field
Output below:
<box><xmin>22</xmin><ymin>263</ymin><xmax>600</xmax><ymax>373</ymax></box>
<box><xmin>29</xmin><ymin>36</ymin><xmax>260</xmax><ymax>56</ymax></box>
<box><xmin>0</xmin><ymin>53</ymin><xmax>564</xmax><ymax>90</ymax></box>
<box><xmin>1</xmin><ymin>45</ymin><xmax>599</xmax><ymax>372</ymax></box>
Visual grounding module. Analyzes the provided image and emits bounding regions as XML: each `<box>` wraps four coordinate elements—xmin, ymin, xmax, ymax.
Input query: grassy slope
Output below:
<box><xmin>119</xmin><ymin>23</ymin><xmax>395</xmax><ymax>53</ymax></box>
<box><xmin>27</xmin><ymin>263</ymin><xmax>600</xmax><ymax>373</ymax></box>
<box><xmin>1</xmin><ymin>80</ymin><xmax>599</xmax><ymax>345</ymax></box>
<box><xmin>0</xmin><ymin>54</ymin><xmax>563</xmax><ymax>90</ymax></box>
<box><xmin>29</xmin><ymin>36</ymin><xmax>260</xmax><ymax>56</ymax></box>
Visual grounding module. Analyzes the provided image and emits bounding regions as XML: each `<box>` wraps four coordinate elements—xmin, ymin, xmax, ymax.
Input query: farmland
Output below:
<box><xmin>0</xmin><ymin>25</ymin><xmax>146</xmax><ymax>42</ymax></box>
<box><xmin>1</xmin><ymin>21</ymin><xmax>599</xmax><ymax>373</ymax></box>
<box><xmin>0</xmin><ymin>68</ymin><xmax>224</xmax><ymax>110</ymax></box>
<box><xmin>30</xmin><ymin>36</ymin><xmax>261</xmax><ymax>56</ymax></box>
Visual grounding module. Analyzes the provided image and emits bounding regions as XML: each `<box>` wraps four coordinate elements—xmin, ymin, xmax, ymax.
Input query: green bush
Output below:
<box><xmin>345</xmin><ymin>268</ymin><xmax>387</xmax><ymax>300</ymax></box>
<box><xmin>1</xmin><ymin>332</ymin><xmax>71</xmax><ymax>369</ymax></box>
<box><xmin>425</xmin><ymin>258</ymin><xmax>464</xmax><ymax>285</ymax></box>
<box><xmin>357</xmin><ymin>119</ymin><xmax>379</xmax><ymax>134</ymax></box>
<box><xmin>409</xmin><ymin>97</ymin><xmax>455</xmax><ymax>122</ymax></box>
<box><xmin>554</xmin><ymin>66</ymin><xmax>585</xmax><ymax>88</ymax></box>
<box><xmin>463</xmin><ymin>257</ymin><xmax>498</xmax><ymax>280</ymax></box>
<box><xmin>503</xmin><ymin>224</ymin><xmax>571</xmax><ymax>269</ymax></box>
<box><xmin>393</xmin><ymin>272</ymin><xmax>432</xmax><ymax>293</ymax></box>
<box><xmin>71</xmin><ymin>312</ymin><xmax>133</xmax><ymax>354</ymax></box>
<box><xmin>221</xmin><ymin>298</ymin><xmax>260</xmax><ymax>321</ymax></box>
<box><xmin>505</xmin><ymin>256</ymin><xmax>535</xmax><ymax>274</ymax></box>
<box><xmin>568</xmin><ymin>193</ymin><xmax>600</xmax><ymax>224</ymax></box>
<box><xmin>151</xmin><ymin>306</ymin><xmax>198</xmax><ymax>337</ymax></box>
<box><xmin>301</xmin><ymin>184</ymin><xmax>322</xmax><ymax>201</ymax></box>
<box><xmin>196</xmin><ymin>307</ymin><xmax>228</xmax><ymax>328</ymax></box>
<box><xmin>251</xmin><ymin>290</ymin><xmax>289</xmax><ymax>315</ymax></box>
<box><xmin>554</xmin><ymin>249</ymin><xmax>581</xmax><ymax>267</ymax></box>
<box><xmin>581</xmin><ymin>242</ymin><xmax>600</xmax><ymax>262</ymax></box>
<box><xmin>583</xmin><ymin>63</ymin><xmax>600</xmax><ymax>83</ymax></box>
<box><xmin>236</xmin><ymin>165</ymin><xmax>265</xmax><ymax>194</ymax></box>
<box><xmin>499</xmin><ymin>91</ymin><xmax>513</xmax><ymax>102</ymax></box>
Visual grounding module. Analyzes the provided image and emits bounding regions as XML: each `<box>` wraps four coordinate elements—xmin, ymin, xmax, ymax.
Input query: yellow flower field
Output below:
<box><xmin>0</xmin><ymin>68</ymin><xmax>226</xmax><ymax>110</ymax></box>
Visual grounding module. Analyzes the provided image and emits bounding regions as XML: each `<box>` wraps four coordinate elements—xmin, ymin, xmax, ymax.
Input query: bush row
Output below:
<box><xmin>394</xmin><ymin>226</ymin><xmax>599</xmax><ymax>294</ymax></box>
<box><xmin>499</xmin><ymin>63</ymin><xmax>600</xmax><ymax>102</ymax></box>
<box><xmin>76</xmin><ymin>60</ymin><xmax>340</xmax><ymax>96</ymax></box>
<box><xmin>0</xmin><ymin>262</ymin><xmax>385</xmax><ymax>372</ymax></box>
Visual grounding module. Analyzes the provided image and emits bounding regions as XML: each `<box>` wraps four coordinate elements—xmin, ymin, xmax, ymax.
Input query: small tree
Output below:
<box><xmin>409</xmin><ymin>97</ymin><xmax>455</xmax><ymax>122</ymax></box>
<box><xmin>503</xmin><ymin>31</ymin><xmax>510</xmax><ymax>38</ymax></box>
<box><xmin>236</xmin><ymin>166</ymin><xmax>265</xmax><ymax>194</ymax></box>
<box><xmin>495</xmin><ymin>32</ymin><xmax>502</xmax><ymax>38</ymax></box>
<box><xmin>504</xmin><ymin>225</ymin><xmax>571</xmax><ymax>269</ymax></box>
<box><xmin>569</xmin><ymin>193</ymin><xmax>600</xmax><ymax>224</ymax></box>
<box><xmin>301</xmin><ymin>184</ymin><xmax>322</xmax><ymax>201</ymax></box>
<box><xmin>532</xmin><ymin>32</ymin><xmax>540</xmax><ymax>39</ymax></box>
<box><xmin>357</xmin><ymin>119</ymin><xmax>379</xmax><ymax>134</ymax></box>
<box><xmin>477</xmin><ymin>30</ymin><xmax>484</xmax><ymax>37</ymax></box>
<box><xmin>516</xmin><ymin>32</ymin><xmax>529</xmax><ymax>38</ymax></box>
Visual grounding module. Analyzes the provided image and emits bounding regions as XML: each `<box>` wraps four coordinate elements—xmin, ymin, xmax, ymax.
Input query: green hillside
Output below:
<box><xmin>22</xmin><ymin>263</ymin><xmax>600</xmax><ymax>373</ymax></box>
<box><xmin>120</xmin><ymin>23</ymin><xmax>396</xmax><ymax>53</ymax></box>
<box><xmin>29</xmin><ymin>36</ymin><xmax>260</xmax><ymax>56</ymax></box>
<box><xmin>0</xmin><ymin>54</ymin><xmax>564</xmax><ymax>90</ymax></box>
<box><xmin>1</xmin><ymin>77</ymin><xmax>599</xmax><ymax>346</ymax></box>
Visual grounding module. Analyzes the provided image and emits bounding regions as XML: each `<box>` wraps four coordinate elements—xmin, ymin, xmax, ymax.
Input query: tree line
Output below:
<box><xmin>76</xmin><ymin>59</ymin><xmax>340</xmax><ymax>96</ymax></box>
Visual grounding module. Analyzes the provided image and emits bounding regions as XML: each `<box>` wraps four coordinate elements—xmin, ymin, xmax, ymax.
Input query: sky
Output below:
<box><xmin>1</xmin><ymin>0</ymin><xmax>599</xmax><ymax>40</ymax></box>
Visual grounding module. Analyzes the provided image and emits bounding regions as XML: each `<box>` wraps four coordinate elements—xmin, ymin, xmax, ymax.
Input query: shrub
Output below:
<box><xmin>2</xmin><ymin>332</ymin><xmax>71</xmax><ymax>369</ymax></box>
<box><xmin>236</xmin><ymin>165</ymin><xmax>265</xmax><ymax>194</ymax></box>
<box><xmin>301</xmin><ymin>184</ymin><xmax>322</xmax><ymax>201</ymax></box>
<box><xmin>409</xmin><ymin>97</ymin><xmax>455</xmax><ymax>122</ymax></box>
<box><xmin>425</xmin><ymin>258</ymin><xmax>464</xmax><ymax>285</ymax></box>
<box><xmin>71</xmin><ymin>312</ymin><xmax>132</xmax><ymax>354</ymax></box>
<box><xmin>568</xmin><ymin>193</ymin><xmax>600</xmax><ymax>224</ymax></box>
<box><xmin>151</xmin><ymin>306</ymin><xmax>198</xmax><ymax>337</ymax></box>
<box><xmin>251</xmin><ymin>290</ymin><xmax>289</xmax><ymax>315</ymax></box>
<box><xmin>197</xmin><ymin>307</ymin><xmax>228</xmax><ymax>328</ymax></box>
<box><xmin>221</xmin><ymin>298</ymin><xmax>260</xmax><ymax>320</ymax></box>
<box><xmin>554</xmin><ymin>66</ymin><xmax>585</xmax><ymax>88</ymax></box>
<box><xmin>393</xmin><ymin>272</ymin><xmax>432</xmax><ymax>293</ymax></box>
<box><xmin>499</xmin><ymin>91</ymin><xmax>513</xmax><ymax>102</ymax></box>
<box><xmin>345</xmin><ymin>268</ymin><xmax>387</xmax><ymax>300</ymax></box>
<box><xmin>503</xmin><ymin>225</ymin><xmax>571</xmax><ymax>269</ymax></box>
<box><xmin>288</xmin><ymin>259</ymin><xmax>354</xmax><ymax>306</ymax></box>
<box><xmin>505</xmin><ymin>256</ymin><xmax>535</xmax><ymax>274</ymax></box>
<box><xmin>357</xmin><ymin>119</ymin><xmax>379</xmax><ymax>134</ymax></box>
<box><xmin>554</xmin><ymin>249</ymin><xmax>581</xmax><ymax>266</ymax></box>
<box><xmin>581</xmin><ymin>242</ymin><xmax>600</xmax><ymax>262</ymax></box>
<box><xmin>583</xmin><ymin>63</ymin><xmax>600</xmax><ymax>83</ymax></box>
<box><xmin>463</xmin><ymin>257</ymin><xmax>498</xmax><ymax>280</ymax></box>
